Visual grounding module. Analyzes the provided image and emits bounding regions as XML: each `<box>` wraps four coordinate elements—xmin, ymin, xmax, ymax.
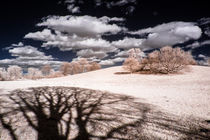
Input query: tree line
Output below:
<box><xmin>0</xmin><ymin>58</ymin><xmax>101</xmax><ymax>81</ymax></box>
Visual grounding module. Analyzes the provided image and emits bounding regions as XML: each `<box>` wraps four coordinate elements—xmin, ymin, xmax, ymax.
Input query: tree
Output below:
<box><xmin>0</xmin><ymin>68</ymin><xmax>7</xmax><ymax>81</ymax></box>
<box><xmin>7</xmin><ymin>65</ymin><xmax>22</xmax><ymax>80</ymax></box>
<box><xmin>41</xmin><ymin>65</ymin><xmax>52</xmax><ymax>76</ymax></box>
<box><xmin>27</xmin><ymin>67</ymin><xmax>43</xmax><ymax>79</ymax></box>
<box><xmin>207</xmin><ymin>57</ymin><xmax>210</xmax><ymax>66</ymax></box>
<box><xmin>128</xmin><ymin>48</ymin><xmax>144</xmax><ymax>61</ymax></box>
<box><xmin>123</xmin><ymin>46</ymin><xmax>196</xmax><ymax>74</ymax></box>
<box><xmin>78</xmin><ymin>58</ymin><xmax>89</xmax><ymax>72</ymax></box>
<box><xmin>60</xmin><ymin>62</ymin><xmax>72</xmax><ymax>75</ymax></box>
<box><xmin>86</xmin><ymin>62</ymin><xmax>101</xmax><ymax>71</ymax></box>
<box><xmin>145</xmin><ymin>46</ymin><xmax>195</xmax><ymax>74</ymax></box>
<box><xmin>123</xmin><ymin>57</ymin><xmax>140</xmax><ymax>73</ymax></box>
<box><xmin>71</xmin><ymin>61</ymin><xmax>82</xmax><ymax>74</ymax></box>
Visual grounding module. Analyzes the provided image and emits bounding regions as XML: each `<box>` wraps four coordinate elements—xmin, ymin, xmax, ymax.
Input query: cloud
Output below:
<box><xmin>130</xmin><ymin>22</ymin><xmax>202</xmax><ymax>50</ymax></box>
<box><xmin>99</xmin><ymin>57</ymin><xmax>125</xmax><ymax>66</ymax></box>
<box><xmin>112</xmin><ymin>57</ymin><xmax>125</xmax><ymax>63</ymax></box>
<box><xmin>67</xmin><ymin>4</ymin><xmax>80</xmax><ymax>13</ymax></box>
<box><xmin>99</xmin><ymin>59</ymin><xmax>115</xmax><ymax>66</ymax></box>
<box><xmin>8</xmin><ymin>46</ymin><xmax>53</xmax><ymax>60</ymax></box>
<box><xmin>114</xmin><ymin>50</ymin><xmax>129</xmax><ymax>57</ymax></box>
<box><xmin>110</xmin><ymin>0</ymin><xmax>136</xmax><ymax>6</ymax></box>
<box><xmin>197</xmin><ymin>54</ymin><xmax>209</xmax><ymax>66</ymax></box>
<box><xmin>25</xmin><ymin>15</ymin><xmax>124</xmax><ymax>60</ymax></box>
<box><xmin>63</xmin><ymin>0</ymin><xmax>137</xmax><ymax>15</ymax></box>
<box><xmin>11</xmin><ymin>42</ymin><xmax>24</xmax><ymax>47</ymax></box>
<box><xmin>112</xmin><ymin>37</ymin><xmax>144</xmax><ymax>49</ymax></box>
<box><xmin>185</xmin><ymin>40</ymin><xmax>210</xmax><ymax>49</ymax></box>
<box><xmin>37</xmin><ymin>16</ymin><xmax>125</xmax><ymax>37</ymax></box>
<box><xmin>24</xmin><ymin>29</ymin><xmax>57</xmax><ymax>41</ymax></box>
<box><xmin>0</xmin><ymin>46</ymin><xmax>62</xmax><ymax>69</ymax></box>
<box><xmin>76</xmin><ymin>49</ymin><xmax>107</xmax><ymax>59</ymax></box>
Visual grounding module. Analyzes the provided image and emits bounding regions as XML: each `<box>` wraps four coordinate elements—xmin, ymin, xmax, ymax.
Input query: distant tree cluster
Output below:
<box><xmin>0</xmin><ymin>66</ymin><xmax>23</xmax><ymax>81</ymax></box>
<box><xmin>60</xmin><ymin>58</ymin><xmax>101</xmax><ymax>76</ymax></box>
<box><xmin>0</xmin><ymin>58</ymin><xmax>101</xmax><ymax>81</ymax></box>
<box><xmin>123</xmin><ymin>46</ymin><xmax>196</xmax><ymax>74</ymax></box>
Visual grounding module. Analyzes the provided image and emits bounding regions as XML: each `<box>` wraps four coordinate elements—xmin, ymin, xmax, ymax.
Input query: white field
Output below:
<box><xmin>0</xmin><ymin>65</ymin><xmax>210</xmax><ymax>120</ymax></box>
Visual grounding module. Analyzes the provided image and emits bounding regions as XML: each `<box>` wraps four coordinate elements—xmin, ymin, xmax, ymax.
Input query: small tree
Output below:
<box><xmin>123</xmin><ymin>57</ymin><xmax>140</xmax><ymax>73</ymax></box>
<box><xmin>86</xmin><ymin>62</ymin><xmax>101</xmax><ymax>71</ymax></box>
<box><xmin>41</xmin><ymin>64</ymin><xmax>51</xmax><ymax>76</ymax></box>
<box><xmin>78</xmin><ymin>58</ymin><xmax>89</xmax><ymax>72</ymax></box>
<box><xmin>71</xmin><ymin>61</ymin><xmax>82</xmax><ymax>74</ymax></box>
<box><xmin>27</xmin><ymin>67</ymin><xmax>43</xmax><ymax>79</ymax></box>
<box><xmin>60</xmin><ymin>62</ymin><xmax>72</xmax><ymax>75</ymax></box>
<box><xmin>128</xmin><ymin>48</ymin><xmax>144</xmax><ymax>61</ymax></box>
<box><xmin>7</xmin><ymin>65</ymin><xmax>22</xmax><ymax>80</ymax></box>
<box><xmin>0</xmin><ymin>68</ymin><xmax>8</xmax><ymax>81</ymax></box>
<box><xmin>207</xmin><ymin>58</ymin><xmax>210</xmax><ymax>66</ymax></box>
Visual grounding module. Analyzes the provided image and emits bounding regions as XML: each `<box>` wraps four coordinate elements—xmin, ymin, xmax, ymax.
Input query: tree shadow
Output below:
<box><xmin>0</xmin><ymin>87</ymin><xmax>209</xmax><ymax>140</ymax></box>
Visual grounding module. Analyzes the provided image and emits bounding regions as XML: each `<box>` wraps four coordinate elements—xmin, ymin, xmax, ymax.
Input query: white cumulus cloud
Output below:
<box><xmin>130</xmin><ymin>22</ymin><xmax>202</xmax><ymax>50</ymax></box>
<box><xmin>37</xmin><ymin>16</ymin><xmax>125</xmax><ymax>37</ymax></box>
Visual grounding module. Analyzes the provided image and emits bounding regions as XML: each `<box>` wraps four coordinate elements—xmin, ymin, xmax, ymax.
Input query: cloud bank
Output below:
<box><xmin>0</xmin><ymin>45</ymin><xmax>62</xmax><ymax>69</ymax></box>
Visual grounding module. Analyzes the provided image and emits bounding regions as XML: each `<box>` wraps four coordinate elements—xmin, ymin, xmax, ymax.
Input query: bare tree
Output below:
<box><xmin>41</xmin><ymin>65</ymin><xmax>52</xmax><ymax>76</ymax></box>
<box><xmin>7</xmin><ymin>65</ymin><xmax>22</xmax><ymax>80</ymax></box>
<box><xmin>27</xmin><ymin>67</ymin><xmax>43</xmax><ymax>80</ymax></box>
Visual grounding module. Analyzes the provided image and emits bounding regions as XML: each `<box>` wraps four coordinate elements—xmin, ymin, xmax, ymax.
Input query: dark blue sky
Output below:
<box><xmin>0</xmin><ymin>0</ymin><xmax>210</xmax><ymax>68</ymax></box>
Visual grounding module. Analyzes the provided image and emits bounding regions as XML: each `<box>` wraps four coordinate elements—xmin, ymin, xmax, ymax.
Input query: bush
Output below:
<box><xmin>123</xmin><ymin>46</ymin><xmax>196</xmax><ymax>74</ymax></box>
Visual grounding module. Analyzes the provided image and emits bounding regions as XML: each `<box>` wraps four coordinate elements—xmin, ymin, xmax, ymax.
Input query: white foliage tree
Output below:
<box><xmin>7</xmin><ymin>65</ymin><xmax>22</xmax><ymax>80</ymax></box>
<box><xmin>27</xmin><ymin>67</ymin><xmax>43</xmax><ymax>79</ymax></box>
<box><xmin>0</xmin><ymin>67</ymin><xmax>8</xmax><ymax>81</ymax></box>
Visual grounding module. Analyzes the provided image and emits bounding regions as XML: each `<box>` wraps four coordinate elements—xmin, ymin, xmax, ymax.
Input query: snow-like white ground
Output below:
<box><xmin>0</xmin><ymin>65</ymin><xmax>210</xmax><ymax>120</ymax></box>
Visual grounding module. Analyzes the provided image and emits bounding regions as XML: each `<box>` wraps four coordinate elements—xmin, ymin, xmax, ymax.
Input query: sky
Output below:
<box><xmin>0</xmin><ymin>0</ymin><xmax>210</xmax><ymax>69</ymax></box>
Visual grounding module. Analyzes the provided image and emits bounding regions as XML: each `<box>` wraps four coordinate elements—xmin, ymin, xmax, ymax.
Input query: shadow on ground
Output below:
<box><xmin>0</xmin><ymin>87</ymin><xmax>209</xmax><ymax>140</ymax></box>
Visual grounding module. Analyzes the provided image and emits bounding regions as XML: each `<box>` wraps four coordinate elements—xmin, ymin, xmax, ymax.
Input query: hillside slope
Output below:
<box><xmin>0</xmin><ymin>65</ymin><xmax>210</xmax><ymax>119</ymax></box>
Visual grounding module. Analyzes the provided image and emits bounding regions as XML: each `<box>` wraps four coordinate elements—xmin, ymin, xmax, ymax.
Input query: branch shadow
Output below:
<box><xmin>0</xmin><ymin>87</ymin><xmax>209</xmax><ymax>140</ymax></box>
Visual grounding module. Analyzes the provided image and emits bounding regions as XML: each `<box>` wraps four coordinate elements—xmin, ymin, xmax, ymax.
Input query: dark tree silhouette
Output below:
<box><xmin>0</xmin><ymin>87</ymin><xmax>209</xmax><ymax>140</ymax></box>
